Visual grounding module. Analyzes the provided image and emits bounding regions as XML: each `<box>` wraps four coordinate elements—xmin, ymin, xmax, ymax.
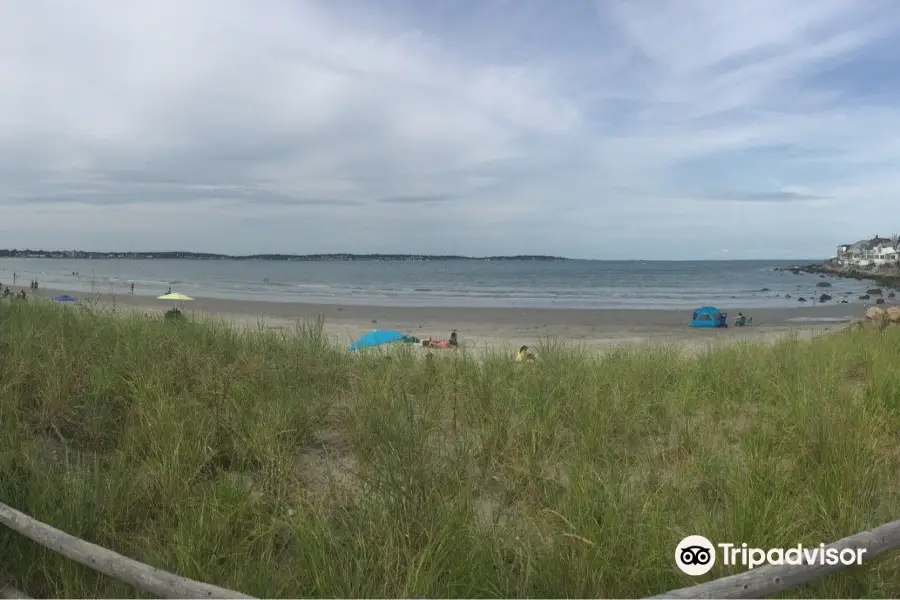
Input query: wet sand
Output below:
<box><xmin>21</xmin><ymin>286</ymin><xmax>880</xmax><ymax>353</ymax></box>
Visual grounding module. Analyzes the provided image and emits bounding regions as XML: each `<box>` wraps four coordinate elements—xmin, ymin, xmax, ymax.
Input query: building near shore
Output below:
<box><xmin>835</xmin><ymin>235</ymin><xmax>899</xmax><ymax>267</ymax></box>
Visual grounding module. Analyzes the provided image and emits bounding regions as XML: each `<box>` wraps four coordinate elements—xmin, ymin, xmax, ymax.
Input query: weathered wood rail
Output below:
<box><xmin>5</xmin><ymin>494</ymin><xmax>900</xmax><ymax>599</ymax></box>
<box><xmin>647</xmin><ymin>518</ymin><xmax>900</xmax><ymax>598</ymax></box>
<box><xmin>0</xmin><ymin>501</ymin><xmax>255</xmax><ymax>599</ymax></box>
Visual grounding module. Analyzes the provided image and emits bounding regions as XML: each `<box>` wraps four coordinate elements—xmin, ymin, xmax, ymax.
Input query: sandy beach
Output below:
<box><xmin>19</xmin><ymin>285</ymin><xmax>879</xmax><ymax>353</ymax></box>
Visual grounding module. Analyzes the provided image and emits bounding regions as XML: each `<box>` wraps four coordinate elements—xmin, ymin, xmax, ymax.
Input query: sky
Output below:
<box><xmin>2</xmin><ymin>0</ymin><xmax>900</xmax><ymax>260</ymax></box>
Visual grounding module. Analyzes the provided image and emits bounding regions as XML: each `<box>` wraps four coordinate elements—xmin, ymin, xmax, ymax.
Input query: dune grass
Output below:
<box><xmin>1</xmin><ymin>300</ymin><xmax>900</xmax><ymax>597</ymax></box>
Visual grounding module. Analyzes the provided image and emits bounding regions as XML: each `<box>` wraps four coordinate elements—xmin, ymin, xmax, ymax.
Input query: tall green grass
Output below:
<box><xmin>1</xmin><ymin>300</ymin><xmax>900</xmax><ymax>598</ymax></box>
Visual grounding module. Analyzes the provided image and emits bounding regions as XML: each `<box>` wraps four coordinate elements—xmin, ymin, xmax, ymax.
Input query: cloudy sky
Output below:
<box><xmin>2</xmin><ymin>0</ymin><xmax>899</xmax><ymax>259</ymax></box>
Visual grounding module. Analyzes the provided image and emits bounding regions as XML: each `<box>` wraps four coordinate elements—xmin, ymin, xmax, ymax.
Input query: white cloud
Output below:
<box><xmin>0</xmin><ymin>0</ymin><xmax>898</xmax><ymax>258</ymax></box>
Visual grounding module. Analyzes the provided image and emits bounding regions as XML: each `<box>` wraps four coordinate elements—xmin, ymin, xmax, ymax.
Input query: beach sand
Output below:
<box><xmin>20</xmin><ymin>286</ymin><xmax>880</xmax><ymax>354</ymax></box>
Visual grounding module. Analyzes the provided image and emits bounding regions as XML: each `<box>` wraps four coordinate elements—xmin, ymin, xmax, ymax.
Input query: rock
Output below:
<box><xmin>760</xmin><ymin>288</ymin><xmax>771</xmax><ymax>292</ymax></box>
<box><xmin>798</xmin><ymin>297</ymin><xmax>807</xmax><ymax>302</ymax></box>
<box><xmin>876</xmin><ymin>298</ymin><xmax>886</xmax><ymax>304</ymax></box>
<box><xmin>841</xmin><ymin>300</ymin><xmax>848</xmax><ymax>303</ymax></box>
<box><xmin>815</xmin><ymin>282</ymin><xmax>831</xmax><ymax>287</ymax></box>
<box><xmin>860</xmin><ymin>295</ymin><xmax>870</xmax><ymax>300</ymax></box>
<box><xmin>867</xmin><ymin>307</ymin><xmax>886</xmax><ymax>320</ymax></box>
<box><xmin>889</xmin><ymin>291</ymin><xmax>896</xmax><ymax>298</ymax></box>
<box><xmin>818</xmin><ymin>294</ymin><xmax>832</xmax><ymax>302</ymax></box>
<box><xmin>867</xmin><ymin>288</ymin><xmax>883</xmax><ymax>295</ymax></box>
<box><xmin>785</xmin><ymin>294</ymin><xmax>792</xmax><ymax>298</ymax></box>
<box><xmin>820</xmin><ymin>274</ymin><xmax>826</xmax><ymax>278</ymax></box>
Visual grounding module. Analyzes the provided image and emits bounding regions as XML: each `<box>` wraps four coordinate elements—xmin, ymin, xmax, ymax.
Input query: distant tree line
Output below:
<box><xmin>0</xmin><ymin>249</ymin><xmax>569</xmax><ymax>261</ymax></box>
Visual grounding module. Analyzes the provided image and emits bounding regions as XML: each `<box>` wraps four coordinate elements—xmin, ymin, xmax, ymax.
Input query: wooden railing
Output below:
<box><xmin>5</xmin><ymin>494</ymin><xmax>900</xmax><ymax>599</ymax></box>
<box><xmin>0</xmin><ymin>501</ymin><xmax>255</xmax><ymax>599</ymax></box>
<box><xmin>647</xmin><ymin>518</ymin><xmax>900</xmax><ymax>599</ymax></box>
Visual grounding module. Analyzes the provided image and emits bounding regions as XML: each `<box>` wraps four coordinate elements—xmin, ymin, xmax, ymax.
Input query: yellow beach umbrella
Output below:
<box><xmin>157</xmin><ymin>292</ymin><xmax>193</xmax><ymax>318</ymax></box>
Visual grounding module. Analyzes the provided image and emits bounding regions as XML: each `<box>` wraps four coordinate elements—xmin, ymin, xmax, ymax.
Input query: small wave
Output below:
<box><xmin>786</xmin><ymin>316</ymin><xmax>854</xmax><ymax>323</ymax></box>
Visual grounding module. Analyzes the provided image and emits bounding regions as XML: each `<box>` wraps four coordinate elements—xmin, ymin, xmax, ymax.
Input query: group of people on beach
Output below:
<box><xmin>414</xmin><ymin>329</ymin><xmax>537</xmax><ymax>362</ymax></box>
<box><xmin>421</xmin><ymin>330</ymin><xmax>459</xmax><ymax>349</ymax></box>
<box><xmin>10</xmin><ymin>273</ymin><xmax>38</xmax><ymax>291</ymax></box>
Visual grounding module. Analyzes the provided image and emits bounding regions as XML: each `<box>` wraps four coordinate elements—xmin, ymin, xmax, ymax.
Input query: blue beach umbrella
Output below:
<box><xmin>348</xmin><ymin>329</ymin><xmax>408</xmax><ymax>351</ymax></box>
<box><xmin>53</xmin><ymin>294</ymin><xmax>79</xmax><ymax>303</ymax></box>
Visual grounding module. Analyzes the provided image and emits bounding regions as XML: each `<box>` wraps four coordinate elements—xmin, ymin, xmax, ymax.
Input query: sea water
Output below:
<box><xmin>0</xmin><ymin>258</ymin><xmax>878</xmax><ymax>310</ymax></box>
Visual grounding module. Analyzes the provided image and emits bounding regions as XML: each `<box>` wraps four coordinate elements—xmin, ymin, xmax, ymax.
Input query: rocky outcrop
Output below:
<box><xmin>848</xmin><ymin>306</ymin><xmax>900</xmax><ymax>331</ymax></box>
<box><xmin>816</xmin><ymin>281</ymin><xmax>832</xmax><ymax>287</ymax></box>
<box><xmin>790</xmin><ymin>261</ymin><xmax>900</xmax><ymax>288</ymax></box>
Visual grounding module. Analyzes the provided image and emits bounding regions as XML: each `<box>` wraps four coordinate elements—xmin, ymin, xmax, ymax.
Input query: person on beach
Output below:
<box><xmin>422</xmin><ymin>331</ymin><xmax>459</xmax><ymax>349</ymax></box>
<box><xmin>12</xmin><ymin>272</ymin><xmax>15</xmax><ymax>284</ymax></box>
<box><xmin>167</xmin><ymin>286</ymin><xmax>172</xmax><ymax>294</ymax></box>
<box><xmin>130</xmin><ymin>282</ymin><xmax>135</xmax><ymax>294</ymax></box>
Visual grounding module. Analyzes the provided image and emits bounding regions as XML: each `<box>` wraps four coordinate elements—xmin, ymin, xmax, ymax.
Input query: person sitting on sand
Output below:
<box><xmin>18</xmin><ymin>289</ymin><xmax>26</xmax><ymax>300</ymax></box>
<box><xmin>449</xmin><ymin>330</ymin><xmax>458</xmax><ymax>347</ymax></box>
<box><xmin>516</xmin><ymin>345</ymin><xmax>535</xmax><ymax>362</ymax></box>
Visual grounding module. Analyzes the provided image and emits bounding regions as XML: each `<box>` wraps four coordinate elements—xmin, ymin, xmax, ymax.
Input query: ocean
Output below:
<box><xmin>0</xmin><ymin>258</ymin><xmax>875</xmax><ymax>310</ymax></box>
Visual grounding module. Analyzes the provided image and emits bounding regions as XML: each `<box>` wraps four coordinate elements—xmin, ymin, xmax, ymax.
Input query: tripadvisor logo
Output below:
<box><xmin>675</xmin><ymin>535</ymin><xmax>866</xmax><ymax>576</ymax></box>
<box><xmin>675</xmin><ymin>535</ymin><xmax>716</xmax><ymax>576</ymax></box>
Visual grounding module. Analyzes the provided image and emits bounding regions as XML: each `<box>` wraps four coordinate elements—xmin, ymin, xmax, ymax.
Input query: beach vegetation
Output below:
<box><xmin>1</xmin><ymin>300</ymin><xmax>899</xmax><ymax>597</ymax></box>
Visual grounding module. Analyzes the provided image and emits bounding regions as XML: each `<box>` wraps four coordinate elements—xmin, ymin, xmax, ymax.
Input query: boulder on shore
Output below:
<box><xmin>816</xmin><ymin>281</ymin><xmax>831</xmax><ymax>287</ymax></box>
<box><xmin>818</xmin><ymin>294</ymin><xmax>832</xmax><ymax>302</ymax></box>
<box><xmin>866</xmin><ymin>307</ymin><xmax>886</xmax><ymax>320</ymax></box>
<box><xmin>867</xmin><ymin>288</ymin><xmax>883</xmax><ymax>295</ymax></box>
<box><xmin>876</xmin><ymin>298</ymin><xmax>886</xmax><ymax>304</ymax></box>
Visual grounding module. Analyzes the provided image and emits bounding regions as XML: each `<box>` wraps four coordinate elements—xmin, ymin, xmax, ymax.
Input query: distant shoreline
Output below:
<box><xmin>0</xmin><ymin>250</ymin><xmax>569</xmax><ymax>261</ymax></box>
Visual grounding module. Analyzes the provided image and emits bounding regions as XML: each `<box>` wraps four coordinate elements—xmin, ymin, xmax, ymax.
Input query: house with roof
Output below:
<box><xmin>835</xmin><ymin>235</ymin><xmax>899</xmax><ymax>267</ymax></box>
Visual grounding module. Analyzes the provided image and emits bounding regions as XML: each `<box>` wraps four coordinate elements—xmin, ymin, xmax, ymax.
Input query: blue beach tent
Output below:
<box><xmin>690</xmin><ymin>306</ymin><xmax>728</xmax><ymax>328</ymax></box>
<box><xmin>348</xmin><ymin>329</ymin><xmax>410</xmax><ymax>351</ymax></box>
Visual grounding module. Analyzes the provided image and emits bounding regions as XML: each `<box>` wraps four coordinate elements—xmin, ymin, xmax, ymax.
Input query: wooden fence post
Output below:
<box><xmin>0</xmin><ymin>501</ymin><xmax>255</xmax><ymax>599</ymax></box>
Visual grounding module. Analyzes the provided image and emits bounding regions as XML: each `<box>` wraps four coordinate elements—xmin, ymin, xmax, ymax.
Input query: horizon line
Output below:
<box><xmin>0</xmin><ymin>249</ymin><xmax>825</xmax><ymax>262</ymax></box>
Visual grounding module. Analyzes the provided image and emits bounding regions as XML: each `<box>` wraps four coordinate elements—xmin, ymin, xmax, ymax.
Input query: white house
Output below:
<box><xmin>835</xmin><ymin>235</ymin><xmax>899</xmax><ymax>267</ymax></box>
